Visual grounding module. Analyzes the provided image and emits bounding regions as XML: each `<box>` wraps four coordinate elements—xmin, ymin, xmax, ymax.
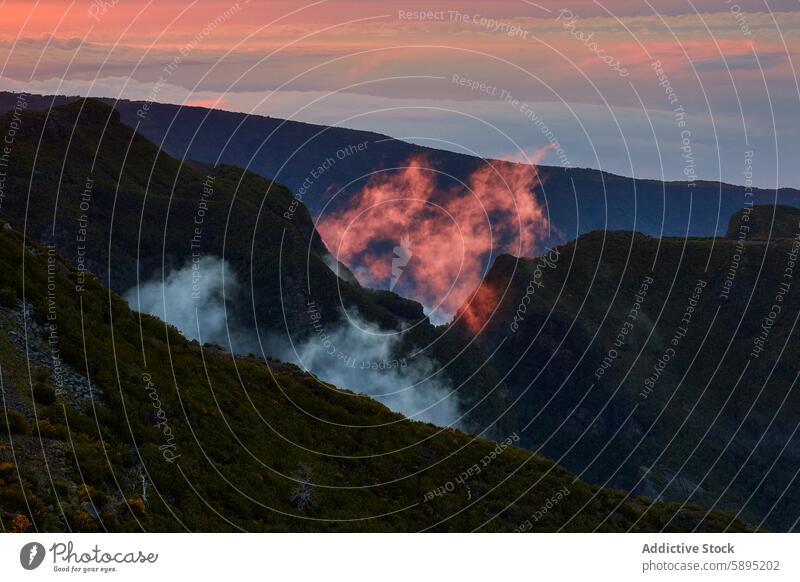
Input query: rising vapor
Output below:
<box><xmin>274</xmin><ymin>304</ymin><xmax>461</xmax><ymax>428</ymax></box>
<box><xmin>123</xmin><ymin>256</ymin><xmax>256</xmax><ymax>353</ymax></box>
<box><xmin>125</xmin><ymin>257</ymin><xmax>462</xmax><ymax>427</ymax></box>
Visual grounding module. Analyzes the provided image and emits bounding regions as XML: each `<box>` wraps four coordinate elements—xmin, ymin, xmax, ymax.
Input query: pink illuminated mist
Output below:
<box><xmin>318</xmin><ymin>154</ymin><xmax>549</xmax><ymax>327</ymax></box>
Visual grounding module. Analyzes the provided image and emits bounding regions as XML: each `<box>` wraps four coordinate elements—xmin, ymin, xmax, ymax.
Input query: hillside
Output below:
<box><xmin>0</xmin><ymin>224</ymin><xmax>752</xmax><ymax>532</ymax></box>
<box><xmin>1</xmin><ymin>92</ymin><xmax>797</xmax><ymax>243</ymax></box>
<box><xmin>727</xmin><ymin>204</ymin><xmax>800</xmax><ymax>240</ymax></box>
<box><xmin>455</xmin><ymin>227</ymin><xmax>800</xmax><ymax>531</ymax></box>
<box><xmin>0</xmin><ymin>98</ymin><xmax>514</xmax><ymax>435</ymax></box>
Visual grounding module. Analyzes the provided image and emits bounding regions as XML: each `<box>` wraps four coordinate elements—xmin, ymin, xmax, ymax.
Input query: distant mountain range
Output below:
<box><xmin>2</xmin><ymin>92</ymin><xmax>799</xmax><ymax>244</ymax></box>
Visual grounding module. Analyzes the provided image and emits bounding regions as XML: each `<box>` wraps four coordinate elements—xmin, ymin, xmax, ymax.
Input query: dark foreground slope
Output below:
<box><xmin>2</xmin><ymin>92</ymin><xmax>797</xmax><ymax>242</ymax></box>
<box><xmin>0</xmin><ymin>226</ymin><xmax>751</xmax><ymax>532</ymax></box>
<box><xmin>456</xmin><ymin>217</ymin><xmax>800</xmax><ymax>531</ymax></box>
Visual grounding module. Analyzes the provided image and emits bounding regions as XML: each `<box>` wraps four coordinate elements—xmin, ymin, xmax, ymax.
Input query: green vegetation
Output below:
<box><xmin>461</xmin><ymin>228</ymin><xmax>800</xmax><ymax>531</ymax></box>
<box><xmin>0</xmin><ymin>411</ymin><xmax>29</xmax><ymax>435</ymax></box>
<box><xmin>0</xmin><ymin>226</ymin><xmax>753</xmax><ymax>532</ymax></box>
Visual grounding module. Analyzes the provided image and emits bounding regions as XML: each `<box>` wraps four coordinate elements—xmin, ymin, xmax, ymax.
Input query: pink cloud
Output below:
<box><xmin>317</xmin><ymin>152</ymin><xmax>549</xmax><ymax>321</ymax></box>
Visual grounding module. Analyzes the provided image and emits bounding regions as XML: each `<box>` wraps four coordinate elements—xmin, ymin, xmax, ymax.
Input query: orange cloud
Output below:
<box><xmin>318</xmin><ymin>151</ymin><xmax>549</xmax><ymax>323</ymax></box>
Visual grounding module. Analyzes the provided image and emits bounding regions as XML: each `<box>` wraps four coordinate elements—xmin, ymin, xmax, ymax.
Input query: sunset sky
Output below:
<box><xmin>1</xmin><ymin>0</ymin><xmax>798</xmax><ymax>187</ymax></box>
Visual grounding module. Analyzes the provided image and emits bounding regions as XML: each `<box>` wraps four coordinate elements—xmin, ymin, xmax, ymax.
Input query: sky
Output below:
<box><xmin>1</xmin><ymin>0</ymin><xmax>798</xmax><ymax>188</ymax></box>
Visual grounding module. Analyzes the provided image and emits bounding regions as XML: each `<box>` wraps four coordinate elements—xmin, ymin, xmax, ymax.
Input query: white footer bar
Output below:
<box><xmin>1</xmin><ymin>533</ymin><xmax>796</xmax><ymax>581</ymax></box>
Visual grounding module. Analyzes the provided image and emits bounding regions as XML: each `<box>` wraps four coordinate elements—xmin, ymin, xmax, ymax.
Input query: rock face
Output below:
<box><xmin>2</xmin><ymin>301</ymin><xmax>102</xmax><ymax>408</ymax></box>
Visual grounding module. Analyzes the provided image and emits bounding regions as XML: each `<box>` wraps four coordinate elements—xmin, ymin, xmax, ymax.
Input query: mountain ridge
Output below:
<box><xmin>2</xmin><ymin>91</ymin><xmax>798</xmax><ymax>246</ymax></box>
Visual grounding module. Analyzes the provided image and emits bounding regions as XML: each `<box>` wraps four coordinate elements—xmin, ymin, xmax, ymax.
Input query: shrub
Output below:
<box><xmin>0</xmin><ymin>288</ymin><xmax>17</xmax><ymax>309</ymax></box>
<box><xmin>127</xmin><ymin>497</ymin><xmax>147</xmax><ymax>516</ymax></box>
<box><xmin>92</xmin><ymin>488</ymin><xmax>108</xmax><ymax>508</ymax></box>
<box><xmin>77</xmin><ymin>483</ymin><xmax>94</xmax><ymax>502</ymax></box>
<box><xmin>9</xmin><ymin>514</ymin><xmax>31</xmax><ymax>533</ymax></box>
<box><xmin>0</xmin><ymin>485</ymin><xmax>27</xmax><ymax>510</ymax></box>
<box><xmin>71</xmin><ymin>510</ymin><xmax>96</xmax><ymax>532</ymax></box>
<box><xmin>33</xmin><ymin>383</ymin><xmax>56</xmax><ymax>406</ymax></box>
<box><xmin>71</xmin><ymin>440</ymin><xmax>111</xmax><ymax>485</ymax></box>
<box><xmin>0</xmin><ymin>411</ymin><xmax>29</xmax><ymax>435</ymax></box>
<box><xmin>36</xmin><ymin>419</ymin><xmax>68</xmax><ymax>440</ymax></box>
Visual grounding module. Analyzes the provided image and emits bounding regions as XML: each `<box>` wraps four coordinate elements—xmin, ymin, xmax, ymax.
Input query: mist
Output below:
<box><xmin>124</xmin><ymin>256</ymin><xmax>461</xmax><ymax>428</ymax></box>
<box><xmin>123</xmin><ymin>256</ymin><xmax>257</xmax><ymax>354</ymax></box>
<box><xmin>274</xmin><ymin>304</ymin><xmax>461</xmax><ymax>428</ymax></box>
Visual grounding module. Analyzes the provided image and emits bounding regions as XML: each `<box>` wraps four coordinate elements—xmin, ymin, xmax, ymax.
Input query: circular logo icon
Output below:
<box><xmin>20</xmin><ymin>542</ymin><xmax>46</xmax><ymax>570</ymax></box>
